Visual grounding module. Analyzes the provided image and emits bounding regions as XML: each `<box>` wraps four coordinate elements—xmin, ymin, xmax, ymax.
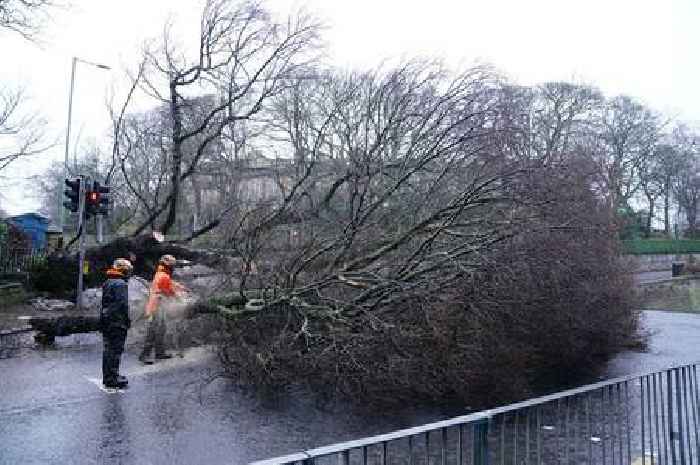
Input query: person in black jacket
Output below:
<box><xmin>100</xmin><ymin>258</ymin><xmax>133</xmax><ymax>389</ymax></box>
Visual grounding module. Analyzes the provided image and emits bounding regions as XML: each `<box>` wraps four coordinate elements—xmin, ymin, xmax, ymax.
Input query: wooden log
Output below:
<box><xmin>24</xmin><ymin>315</ymin><xmax>101</xmax><ymax>337</ymax></box>
<box><xmin>22</xmin><ymin>296</ymin><xmax>227</xmax><ymax>343</ymax></box>
<box><xmin>22</xmin><ymin>292</ymin><xmax>261</xmax><ymax>345</ymax></box>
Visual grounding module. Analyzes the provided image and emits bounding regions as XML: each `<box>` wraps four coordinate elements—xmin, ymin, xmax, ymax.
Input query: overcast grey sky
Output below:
<box><xmin>0</xmin><ymin>0</ymin><xmax>697</xmax><ymax>215</ymax></box>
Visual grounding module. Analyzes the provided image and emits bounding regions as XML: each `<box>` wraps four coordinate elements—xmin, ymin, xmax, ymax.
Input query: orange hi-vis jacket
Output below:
<box><xmin>145</xmin><ymin>265</ymin><xmax>184</xmax><ymax>316</ymax></box>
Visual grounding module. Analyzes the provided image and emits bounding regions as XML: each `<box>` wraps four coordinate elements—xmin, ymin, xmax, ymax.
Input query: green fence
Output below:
<box><xmin>622</xmin><ymin>240</ymin><xmax>700</xmax><ymax>255</ymax></box>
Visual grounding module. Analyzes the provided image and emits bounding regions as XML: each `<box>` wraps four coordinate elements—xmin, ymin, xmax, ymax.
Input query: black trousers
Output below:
<box><xmin>140</xmin><ymin>316</ymin><xmax>167</xmax><ymax>358</ymax></box>
<box><xmin>102</xmin><ymin>327</ymin><xmax>127</xmax><ymax>384</ymax></box>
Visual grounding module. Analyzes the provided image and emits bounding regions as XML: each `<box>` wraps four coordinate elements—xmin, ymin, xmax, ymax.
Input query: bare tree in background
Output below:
<box><xmin>489</xmin><ymin>82</ymin><xmax>603</xmax><ymax>167</ymax></box>
<box><xmin>127</xmin><ymin>0</ymin><xmax>322</xmax><ymax>237</ymax></box>
<box><xmin>0</xmin><ymin>0</ymin><xmax>56</xmax><ymax>175</ymax></box>
<box><xmin>638</xmin><ymin>146</ymin><xmax>665</xmax><ymax>237</ymax></box>
<box><xmin>658</xmin><ymin>145</ymin><xmax>681</xmax><ymax>237</ymax></box>
<box><xmin>655</xmin><ymin>129</ymin><xmax>689</xmax><ymax>237</ymax></box>
<box><xmin>113</xmin><ymin>110</ymin><xmax>172</xmax><ymax>230</ymax></box>
<box><xmin>0</xmin><ymin>86</ymin><xmax>49</xmax><ymax>173</ymax></box>
<box><xmin>33</xmin><ymin>142</ymin><xmax>107</xmax><ymax>231</ymax></box>
<box><xmin>639</xmin><ymin>139</ymin><xmax>685</xmax><ymax>238</ymax></box>
<box><xmin>672</xmin><ymin>126</ymin><xmax>700</xmax><ymax>237</ymax></box>
<box><xmin>596</xmin><ymin>95</ymin><xmax>661</xmax><ymax>211</ymax></box>
<box><xmin>0</xmin><ymin>0</ymin><xmax>57</xmax><ymax>40</ymax></box>
<box><xmin>532</xmin><ymin>82</ymin><xmax>603</xmax><ymax>162</ymax></box>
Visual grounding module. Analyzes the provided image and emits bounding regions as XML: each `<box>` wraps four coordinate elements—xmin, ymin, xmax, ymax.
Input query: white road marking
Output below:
<box><xmin>0</xmin><ymin>394</ymin><xmax>111</xmax><ymax>416</ymax></box>
<box><xmin>83</xmin><ymin>346</ymin><xmax>215</xmax><ymax>391</ymax></box>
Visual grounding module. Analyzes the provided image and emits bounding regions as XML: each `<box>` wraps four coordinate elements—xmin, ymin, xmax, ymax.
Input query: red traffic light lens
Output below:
<box><xmin>89</xmin><ymin>192</ymin><xmax>99</xmax><ymax>203</ymax></box>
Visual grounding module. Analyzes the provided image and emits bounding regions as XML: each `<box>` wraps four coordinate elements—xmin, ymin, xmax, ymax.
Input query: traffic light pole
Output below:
<box><xmin>97</xmin><ymin>214</ymin><xmax>103</xmax><ymax>244</ymax></box>
<box><xmin>76</xmin><ymin>176</ymin><xmax>87</xmax><ymax>311</ymax></box>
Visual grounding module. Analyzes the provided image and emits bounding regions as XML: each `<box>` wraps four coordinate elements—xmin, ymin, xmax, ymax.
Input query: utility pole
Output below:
<box><xmin>76</xmin><ymin>175</ymin><xmax>87</xmax><ymax>311</ymax></box>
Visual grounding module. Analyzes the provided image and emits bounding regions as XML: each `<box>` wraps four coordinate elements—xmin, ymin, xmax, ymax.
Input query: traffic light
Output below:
<box><xmin>63</xmin><ymin>178</ymin><xmax>81</xmax><ymax>213</ymax></box>
<box><xmin>85</xmin><ymin>190</ymin><xmax>98</xmax><ymax>218</ymax></box>
<box><xmin>86</xmin><ymin>181</ymin><xmax>110</xmax><ymax>217</ymax></box>
<box><xmin>94</xmin><ymin>181</ymin><xmax>110</xmax><ymax>215</ymax></box>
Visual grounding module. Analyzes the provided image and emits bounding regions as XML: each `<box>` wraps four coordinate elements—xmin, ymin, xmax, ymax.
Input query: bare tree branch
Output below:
<box><xmin>0</xmin><ymin>0</ymin><xmax>59</xmax><ymax>41</ymax></box>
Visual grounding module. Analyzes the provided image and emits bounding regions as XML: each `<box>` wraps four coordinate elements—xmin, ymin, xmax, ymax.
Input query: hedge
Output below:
<box><xmin>622</xmin><ymin>240</ymin><xmax>700</xmax><ymax>255</ymax></box>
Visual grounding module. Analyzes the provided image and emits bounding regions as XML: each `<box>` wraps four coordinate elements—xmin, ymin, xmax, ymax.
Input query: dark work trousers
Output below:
<box><xmin>140</xmin><ymin>312</ymin><xmax>167</xmax><ymax>358</ymax></box>
<box><xmin>102</xmin><ymin>327</ymin><xmax>127</xmax><ymax>384</ymax></box>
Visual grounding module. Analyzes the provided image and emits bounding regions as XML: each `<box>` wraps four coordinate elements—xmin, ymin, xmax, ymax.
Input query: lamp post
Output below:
<box><xmin>59</xmin><ymin>57</ymin><xmax>111</xmax><ymax>233</ymax></box>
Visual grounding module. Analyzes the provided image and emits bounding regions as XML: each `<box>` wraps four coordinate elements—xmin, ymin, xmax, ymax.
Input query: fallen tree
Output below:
<box><xmin>209</xmin><ymin>65</ymin><xmax>643</xmax><ymax>407</ymax></box>
<box><xmin>26</xmin><ymin>60</ymin><xmax>642</xmax><ymax>408</ymax></box>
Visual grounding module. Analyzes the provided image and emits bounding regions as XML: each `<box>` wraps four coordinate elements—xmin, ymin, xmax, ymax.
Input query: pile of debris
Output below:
<box><xmin>30</xmin><ymin>298</ymin><xmax>74</xmax><ymax>312</ymax></box>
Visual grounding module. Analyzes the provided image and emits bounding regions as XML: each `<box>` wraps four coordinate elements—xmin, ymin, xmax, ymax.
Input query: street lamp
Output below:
<box><xmin>58</xmin><ymin>56</ymin><xmax>111</xmax><ymax>232</ymax></box>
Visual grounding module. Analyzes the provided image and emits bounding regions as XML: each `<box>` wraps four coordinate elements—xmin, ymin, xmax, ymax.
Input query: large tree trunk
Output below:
<box><xmin>645</xmin><ymin>196</ymin><xmax>654</xmax><ymax>238</ymax></box>
<box><xmin>664</xmin><ymin>180</ymin><xmax>671</xmax><ymax>238</ymax></box>
<box><xmin>191</xmin><ymin>176</ymin><xmax>202</xmax><ymax>233</ymax></box>
<box><xmin>161</xmin><ymin>81</ymin><xmax>182</xmax><ymax>235</ymax></box>
<box><xmin>688</xmin><ymin>204</ymin><xmax>698</xmax><ymax>238</ymax></box>
<box><xmin>26</xmin><ymin>296</ymin><xmax>237</xmax><ymax>344</ymax></box>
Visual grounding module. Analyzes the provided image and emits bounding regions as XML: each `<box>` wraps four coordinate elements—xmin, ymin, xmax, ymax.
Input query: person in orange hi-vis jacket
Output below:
<box><xmin>138</xmin><ymin>254</ymin><xmax>187</xmax><ymax>364</ymax></box>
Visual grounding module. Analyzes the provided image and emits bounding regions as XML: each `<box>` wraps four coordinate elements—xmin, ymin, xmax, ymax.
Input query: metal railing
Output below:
<box><xmin>252</xmin><ymin>363</ymin><xmax>700</xmax><ymax>465</ymax></box>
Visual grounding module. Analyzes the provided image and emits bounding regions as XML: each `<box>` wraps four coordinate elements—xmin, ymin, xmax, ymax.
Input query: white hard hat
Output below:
<box><xmin>159</xmin><ymin>254</ymin><xmax>177</xmax><ymax>267</ymax></box>
<box><xmin>112</xmin><ymin>258</ymin><xmax>133</xmax><ymax>275</ymax></box>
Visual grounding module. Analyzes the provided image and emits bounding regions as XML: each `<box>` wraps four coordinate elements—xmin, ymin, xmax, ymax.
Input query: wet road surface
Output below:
<box><xmin>0</xmin><ymin>310</ymin><xmax>698</xmax><ymax>465</ymax></box>
<box><xmin>0</xmin><ymin>336</ymin><xmax>445</xmax><ymax>464</ymax></box>
<box><xmin>604</xmin><ymin>310</ymin><xmax>700</xmax><ymax>376</ymax></box>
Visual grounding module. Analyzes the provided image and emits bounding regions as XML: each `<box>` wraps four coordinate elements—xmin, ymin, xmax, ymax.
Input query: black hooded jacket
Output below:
<box><xmin>100</xmin><ymin>269</ymin><xmax>131</xmax><ymax>331</ymax></box>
